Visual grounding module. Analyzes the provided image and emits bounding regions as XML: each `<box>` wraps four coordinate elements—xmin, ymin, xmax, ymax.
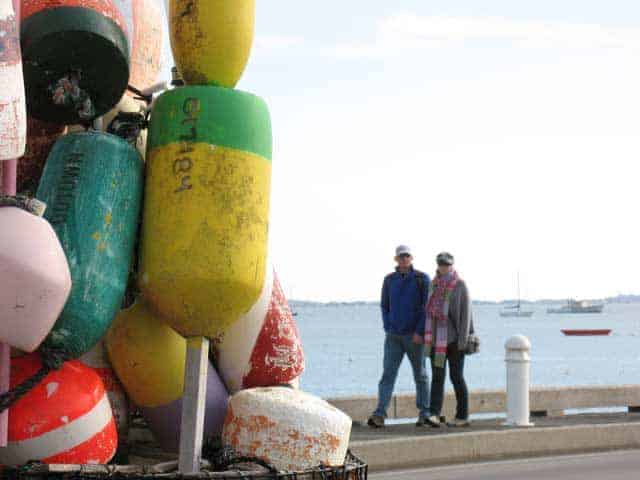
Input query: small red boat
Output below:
<box><xmin>561</xmin><ymin>329</ymin><xmax>612</xmax><ymax>336</ymax></box>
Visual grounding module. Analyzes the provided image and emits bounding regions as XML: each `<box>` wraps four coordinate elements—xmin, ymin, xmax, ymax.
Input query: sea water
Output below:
<box><xmin>293</xmin><ymin>302</ymin><xmax>640</xmax><ymax>399</ymax></box>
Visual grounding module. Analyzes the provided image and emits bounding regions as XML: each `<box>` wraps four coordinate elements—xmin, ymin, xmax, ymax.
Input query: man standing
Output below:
<box><xmin>368</xmin><ymin>245</ymin><xmax>431</xmax><ymax>428</ymax></box>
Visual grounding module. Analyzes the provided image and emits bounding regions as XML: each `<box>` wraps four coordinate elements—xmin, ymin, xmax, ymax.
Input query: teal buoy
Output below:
<box><xmin>36</xmin><ymin>131</ymin><xmax>143</xmax><ymax>358</ymax></box>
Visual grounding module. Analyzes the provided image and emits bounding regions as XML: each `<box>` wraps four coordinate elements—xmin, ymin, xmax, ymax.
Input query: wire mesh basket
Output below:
<box><xmin>2</xmin><ymin>451</ymin><xmax>367</xmax><ymax>480</ymax></box>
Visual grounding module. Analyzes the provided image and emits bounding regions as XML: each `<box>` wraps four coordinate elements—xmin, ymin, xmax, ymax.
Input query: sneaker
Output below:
<box><xmin>367</xmin><ymin>415</ymin><xmax>385</xmax><ymax>428</ymax></box>
<box><xmin>415</xmin><ymin>416</ymin><xmax>429</xmax><ymax>427</ymax></box>
<box><xmin>423</xmin><ymin>415</ymin><xmax>441</xmax><ymax>428</ymax></box>
<box><xmin>447</xmin><ymin>418</ymin><xmax>471</xmax><ymax>428</ymax></box>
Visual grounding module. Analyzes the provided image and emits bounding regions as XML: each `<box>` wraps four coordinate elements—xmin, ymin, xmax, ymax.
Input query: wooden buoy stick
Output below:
<box><xmin>178</xmin><ymin>336</ymin><xmax>210</xmax><ymax>474</ymax></box>
<box><xmin>0</xmin><ymin>159</ymin><xmax>18</xmax><ymax>447</ymax></box>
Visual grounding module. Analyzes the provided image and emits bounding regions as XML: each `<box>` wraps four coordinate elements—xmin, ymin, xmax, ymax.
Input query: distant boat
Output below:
<box><xmin>561</xmin><ymin>329</ymin><xmax>611</xmax><ymax>336</ymax></box>
<box><xmin>547</xmin><ymin>299</ymin><xmax>604</xmax><ymax>314</ymax></box>
<box><xmin>500</xmin><ymin>272</ymin><xmax>534</xmax><ymax>318</ymax></box>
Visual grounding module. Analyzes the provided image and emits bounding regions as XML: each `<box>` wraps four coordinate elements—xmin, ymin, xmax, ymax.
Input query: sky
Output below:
<box><xmin>162</xmin><ymin>1</ymin><xmax>640</xmax><ymax>302</ymax></box>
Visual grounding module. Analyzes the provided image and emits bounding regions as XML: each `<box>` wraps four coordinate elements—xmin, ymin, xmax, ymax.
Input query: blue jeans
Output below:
<box><xmin>373</xmin><ymin>333</ymin><xmax>430</xmax><ymax>418</ymax></box>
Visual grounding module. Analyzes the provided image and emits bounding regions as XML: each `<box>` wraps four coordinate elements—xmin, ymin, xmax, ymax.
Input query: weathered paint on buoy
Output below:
<box><xmin>215</xmin><ymin>269</ymin><xmax>305</xmax><ymax>393</ymax></box>
<box><xmin>223</xmin><ymin>388</ymin><xmax>352</xmax><ymax>471</ymax></box>
<box><xmin>37</xmin><ymin>131</ymin><xmax>144</xmax><ymax>358</ymax></box>
<box><xmin>243</xmin><ymin>272</ymin><xmax>305</xmax><ymax>389</ymax></box>
<box><xmin>0</xmin><ymin>0</ymin><xmax>26</xmax><ymax>159</ymax></box>
<box><xmin>78</xmin><ymin>342</ymin><xmax>128</xmax><ymax>439</ymax></box>
<box><xmin>112</xmin><ymin>0</ymin><xmax>164</xmax><ymax>91</ymax></box>
<box><xmin>20</xmin><ymin>0</ymin><xmax>130</xmax><ymax>123</ymax></box>
<box><xmin>0</xmin><ymin>207</ymin><xmax>71</xmax><ymax>352</ymax></box>
<box><xmin>140</xmin><ymin>86</ymin><xmax>272</xmax><ymax>339</ymax></box>
<box><xmin>169</xmin><ymin>0</ymin><xmax>254</xmax><ymax>87</ymax></box>
<box><xmin>106</xmin><ymin>303</ymin><xmax>229</xmax><ymax>453</ymax></box>
<box><xmin>0</xmin><ymin>353</ymin><xmax>117</xmax><ymax>465</ymax></box>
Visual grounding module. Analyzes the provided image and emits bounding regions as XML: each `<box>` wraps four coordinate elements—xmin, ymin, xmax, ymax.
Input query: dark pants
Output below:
<box><xmin>429</xmin><ymin>343</ymin><xmax>469</xmax><ymax>420</ymax></box>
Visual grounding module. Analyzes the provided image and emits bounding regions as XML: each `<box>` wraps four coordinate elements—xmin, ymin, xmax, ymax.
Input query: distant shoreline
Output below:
<box><xmin>289</xmin><ymin>294</ymin><xmax>640</xmax><ymax>308</ymax></box>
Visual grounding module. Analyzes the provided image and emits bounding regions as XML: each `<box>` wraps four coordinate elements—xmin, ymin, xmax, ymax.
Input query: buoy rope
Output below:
<box><xmin>0</xmin><ymin>347</ymin><xmax>69</xmax><ymax>414</ymax></box>
<box><xmin>50</xmin><ymin>71</ymin><xmax>95</xmax><ymax>121</ymax></box>
<box><xmin>0</xmin><ymin>195</ymin><xmax>46</xmax><ymax>217</ymax></box>
<box><xmin>202</xmin><ymin>442</ymin><xmax>279</xmax><ymax>474</ymax></box>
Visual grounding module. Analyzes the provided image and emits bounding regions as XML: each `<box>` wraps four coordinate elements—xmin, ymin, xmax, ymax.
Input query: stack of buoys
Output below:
<box><xmin>106</xmin><ymin>303</ymin><xmax>228</xmax><ymax>453</ymax></box>
<box><xmin>0</xmin><ymin>0</ymin><xmax>354</xmax><ymax>472</ymax></box>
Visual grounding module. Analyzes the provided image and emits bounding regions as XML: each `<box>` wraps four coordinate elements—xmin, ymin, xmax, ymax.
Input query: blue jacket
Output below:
<box><xmin>381</xmin><ymin>267</ymin><xmax>430</xmax><ymax>335</ymax></box>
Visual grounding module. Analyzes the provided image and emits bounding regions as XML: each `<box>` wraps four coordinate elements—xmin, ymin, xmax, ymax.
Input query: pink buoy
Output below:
<box><xmin>0</xmin><ymin>206</ymin><xmax>72</xmax><ymax>352</ymax></box>
<box><xmin>0</xmin><ymin>354</ymin><xmax>117</xmax><ymax>465</ymax></box>
<box><xmin>215</xmin><ymin>269</ymin><xmax>305</xmax><ymax>393</ymax></box>
<box><xmin>0</xmin><ymin>0</ymin><xmax>26</xmax><ymax>160</ymax></box>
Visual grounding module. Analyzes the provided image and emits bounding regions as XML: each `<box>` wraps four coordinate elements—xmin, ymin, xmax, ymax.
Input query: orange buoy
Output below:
<box><xmin>79</xmin><ymin>342</ymin><xmax>129</xmax><ymax>440</ymax></box>
<box><xmin>0</xmin><ymin>354</ymin><xmax>117</xmax><ymax>465</ymax></box>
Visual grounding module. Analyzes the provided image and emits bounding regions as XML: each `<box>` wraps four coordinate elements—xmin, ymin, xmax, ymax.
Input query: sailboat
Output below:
<box><xmin>500</xmin><ymin>272</ymin><xmax>534</xmax><ymax>318</ymax></box>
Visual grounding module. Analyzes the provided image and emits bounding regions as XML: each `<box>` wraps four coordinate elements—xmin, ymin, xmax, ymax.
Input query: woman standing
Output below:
<box><xmin>421</xmin><ymin>252</ymin><xmax>474</xmax><ymax>428</ymax></box>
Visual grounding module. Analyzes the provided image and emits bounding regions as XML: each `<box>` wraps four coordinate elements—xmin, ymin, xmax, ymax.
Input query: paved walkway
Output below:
<box><xmin>371</xmin><ymin>450</ymin><xmax>640</xmax><ymax>480</ymax></box>
<box><xmin>351</xmin><ymin>411</ymin><xmax>640</xmax><ymax>442</ymax></box>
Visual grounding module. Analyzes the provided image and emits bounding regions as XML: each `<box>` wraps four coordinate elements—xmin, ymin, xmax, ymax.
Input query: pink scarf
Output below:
<box><xmin>425</xmin><ymin>270</ymin><xmax>458</xmax><ymax>368</ymax></box>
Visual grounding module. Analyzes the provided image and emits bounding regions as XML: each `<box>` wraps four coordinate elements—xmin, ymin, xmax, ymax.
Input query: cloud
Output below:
<box><xmin>327</xmin><ymin>13</ymin><xmax>640</xmax><ymax>59</ymax></box>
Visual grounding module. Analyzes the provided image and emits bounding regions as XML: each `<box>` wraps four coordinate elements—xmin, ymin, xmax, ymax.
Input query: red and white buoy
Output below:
<box><xmin>215</xmin><ymin>269</ymin><xmax>305</xmax><ymax>393</ymax></box>
<box><xmin>0</xmin><ymin>354</ymin><xmax>117</xmax><ymax>466</ymax></box>
<box><xmin>0</xmin><ymin>0</ymin><xmax>26</xmax><ymax>160</ymax></box>
<box><xmin>79</xmin><ymin>341</ymin><xmax>129</xmax><ymax>439</ymax></box>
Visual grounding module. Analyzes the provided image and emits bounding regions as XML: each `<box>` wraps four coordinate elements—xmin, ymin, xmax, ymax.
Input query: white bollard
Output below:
<box><xmin>504</xmin><ymin>335</ymin><xmax>534</xmax><ymax>427</ymax></box>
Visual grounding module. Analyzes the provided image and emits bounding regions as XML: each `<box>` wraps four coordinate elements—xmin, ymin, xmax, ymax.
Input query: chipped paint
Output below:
<box><xmin>0</xmin><ymin>354</ymin><xmax>117</xmax><ymax>465</ymax></box>
<box><xmin>222</xmin><ymin>387</ymin><xmax>352</xmax><ymax>471</ymax></box>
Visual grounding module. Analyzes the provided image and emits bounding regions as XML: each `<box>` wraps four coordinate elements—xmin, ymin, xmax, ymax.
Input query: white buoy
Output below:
<box><xmin>504</xmin><ymin>335</ymin><xmax>534</xmax><ymax>427</ymax></box>
<box><xmin>223</xmin><ymin>387</ymin><xmax>352</xmax><ymax>472</ymax></box>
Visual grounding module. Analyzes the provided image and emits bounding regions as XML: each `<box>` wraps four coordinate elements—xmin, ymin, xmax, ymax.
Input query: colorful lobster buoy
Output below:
<box><xmin>0</xmin><ymin>0</ymin><xmax>26</xmax><ymax>159</ymax></box>
<box><xmin>223</xmin><ymin>387</ymin><xmax>352</xmax><ymax>471</ymax></box>
<box><xmin>79</xmin><ymin>342</ymin><xmax>129</xmax><ymax>440</ymax></box>
<box><xmin>215</xmin><ymin>269</ymin><xmax>305</xmax><ymax>393</ymax></box>
<box><xmin>113</xmin><ymin>0</ymin><xmax>164</xmax><ymax>92</ymax></box>
<box><xmin>36</xmin><ymin>131</ymin><xmax>144</xmax><ymax>358</ymax></box>
<box><xmin>20</xmin><ymin>0</ymin><xmax>130</xmax><ymax>124</ymax></box>
<box><xmin>140</xmin><ymin>86</ymin><xmax>272</xmax><ymax>339</ymax></box>
<box><xmin>169</xmin><ymin>0</ymin><xmax>255</xmax><ymax>87</ymax></box>
<box><xmin>106</xmin><ymin>303</ymin><xmax>229</xmax><ymax>452</ymax></box>
<box><xmin>0</xmin><ymin>205</ymin><xmax>71</xmax><ymax>352</ymax></box>
<box><xmin>0</xmin><ymin>353</ymin><xmax>117</xmax><ymax>465</ymax></box>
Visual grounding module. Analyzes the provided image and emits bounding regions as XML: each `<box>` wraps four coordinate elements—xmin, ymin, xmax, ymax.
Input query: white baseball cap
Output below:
<box><xmin>395</xmin><ymin>245</ymin><xmax>412</xmax><ymax>256</ymax></box>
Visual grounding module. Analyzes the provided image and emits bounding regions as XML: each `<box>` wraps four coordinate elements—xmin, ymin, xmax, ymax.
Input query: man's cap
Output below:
<box><xmin>436</xmin><ymin>252</ymin><xmax>454</xmax><ymax>265</ymax></box>
<box><xmin>395</xmin><ymin>245</ymin><xmax>412</xmax><ymax>256</ymax></box>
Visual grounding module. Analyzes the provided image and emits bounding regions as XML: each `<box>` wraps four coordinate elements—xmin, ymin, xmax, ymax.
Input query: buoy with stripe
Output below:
<box><xmin>36</xmin><ymin>131</ymin><xmax>144</xmax><ymax>358</ymax></box>
<box><xmin>0</xmin><ymin>353</ymin><xmax>117</xmax><ymax>465</ymax></box>
<box><xmin>20</xmin><ymin>0</ymin><xmax>130</xmax><ymax>124</ymax></box>
<box><xmin>223</xmin><ymin>387</ymin><xmax>352</xmax><ymax>472</ymax></box>
<box><xmin>0</xmin><ymin>203</ymin><xmax>71</xmax><ymax>352</ymax></box>
<box><xmin>106</xmin><ymin>302</ymin><xmax>229</xmax><ymax>453</ymax></box>
<box><xmin>215</xmin><ymin>269</ymin><xmax>305</xmax><ymax>393</ymax></box>
<box><xmin>169</xmin><ymin>0</ymin><xmax>254</xmax><ymax>87</ymax></box>
<box><xmin>112</xmin><ymin>0</ymin><xmax>165</xmax><ymax>93</ymax></box>
<box><xmin>140</xmin><ymin>86</ymin><xmax>272</xmax><ymax>339</ymax></box>
<box><xmin>78</xmin><ymin>341</ymin><xmax>129</xmax><ymax>440</ymax></box>
<box><xmin>0</xmin><ymin>0</ymin><xmax>26</xmax><ymax>160</ymax></box>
